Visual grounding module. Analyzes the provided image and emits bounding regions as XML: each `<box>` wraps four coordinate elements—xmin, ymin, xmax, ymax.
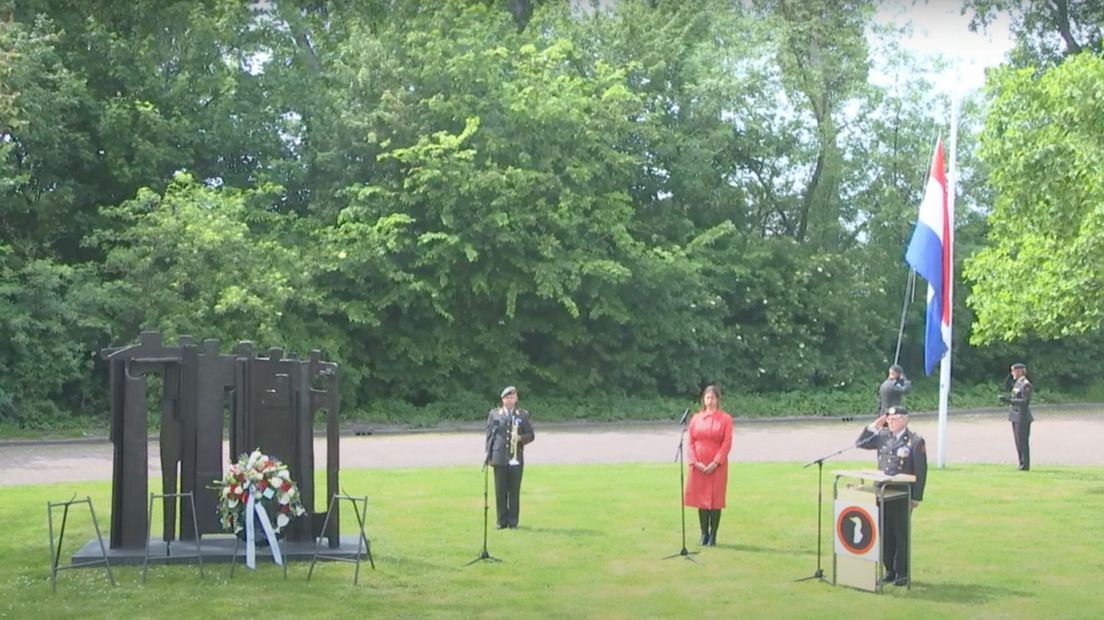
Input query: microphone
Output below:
<box><xmin>678</xmin><ymin>408</ymin><xmax>690</xmax><ymax>425</ymax></box>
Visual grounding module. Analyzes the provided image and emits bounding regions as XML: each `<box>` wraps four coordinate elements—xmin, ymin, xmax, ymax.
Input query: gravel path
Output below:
<box><xmin>3</xmin><ymin>407</ymin><xmax>1101</xmax><ymax>487</ymax></box>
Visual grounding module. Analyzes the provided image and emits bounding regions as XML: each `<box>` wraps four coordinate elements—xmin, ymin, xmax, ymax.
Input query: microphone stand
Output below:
<box><xmin>466</xmin><ymin>432</ymin><xmax>502</xmax><ymax>566</ymax></box>
<box><xmin>794</xmin><ymin>430</ymin><xmax>878</xmax><ymax>578</ymax></box>
<box><xmin>663</xmin><ymin>408</ymin><xmax>697</xmax><ymax>562</ymax></box>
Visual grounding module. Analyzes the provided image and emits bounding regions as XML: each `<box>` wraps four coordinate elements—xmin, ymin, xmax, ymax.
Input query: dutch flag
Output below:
<box><xmin>905</xmin><ymin>139</ymin><xmax>951</xmax><ymax>376</ymax></box>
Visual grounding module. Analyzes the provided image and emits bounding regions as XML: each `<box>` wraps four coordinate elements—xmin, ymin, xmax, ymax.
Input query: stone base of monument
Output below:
<box><xmin>70</xmin><ymin>535</ymin><xmax>369</xmax><ymax>566</ymax></box>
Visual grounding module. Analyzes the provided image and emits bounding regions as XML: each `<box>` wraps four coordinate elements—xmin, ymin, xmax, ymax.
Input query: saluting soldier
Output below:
<box><xmin>999</xmin><ymin>362</ymin><xmax>1033</xmax><ymax>471</ymax></box>
<box><xmin>856</xmin><ymin>406</ymin><xmax>927</xmax><ymax>586</ymax></box>
<box><xmin>876</xmin><ymin>364</ymin><xmax>912</xmax><ymax>417</ymax></box>
<box><xmin>484</xmin><ymin>386</ymin><xmax>535</xmax><ymax>529</ymax></box>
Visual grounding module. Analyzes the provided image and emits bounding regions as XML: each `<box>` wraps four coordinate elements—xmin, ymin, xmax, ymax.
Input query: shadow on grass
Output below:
<box><xmin>1018</xmin><ymin>468</ymin><xmax>1104</xmax><ymax>482</ymax></box>
<box><xmin>518</xmin><ymin>526</ymin><xmax>604</xmax><ymax>536</ymax></box>
<box><xmin>899</xmin><ymin>580</ymin><xmax>1031</xmax><ymax>604</ymax></box>
<box><xmin>695</xmin><ymin>542</ymin><xmax>803</xmax><ymax>556</ymax></box>
<box><xmin>372</xmin><ymin>553</ymin><xmax>455</xmax><ymax>572</ymax></box>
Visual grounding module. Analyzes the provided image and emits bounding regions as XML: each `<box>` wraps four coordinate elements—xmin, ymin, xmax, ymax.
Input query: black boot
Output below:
<box><xmin>698</xmin><ymin>509</ymin><xmax>710</xmax><ymax>545</ymax></box>
<box><xmin>707</xmin><ymin>510</ymin><xmax>721</xmax><ymax>546</ymax></box>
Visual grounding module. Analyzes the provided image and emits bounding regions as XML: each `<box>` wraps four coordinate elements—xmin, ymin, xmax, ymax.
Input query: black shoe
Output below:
<box><xmin>706</xmin><ymin>534</ymin><xmax>716</xmax><ymax>547</ymax></box>
<box><xmin>508</xmin><ymin>523</ymin><xmax>518</xmax><ymax>529</ymax></box>
<box><xmin>893</xmin><ymin>576</ymin><xmax>910</xmax><ymax>586</ymax></box>
<box><xmin>880</xmin><ymin>572</ymin><xmax>897</xmax><ymax>584</ymax></box>
<box><xmin>495</xmin><ymin>523</ymin><xmax>507</xmax><ymax>530</ymax></box>
<box><xmin>699</xmin><ymin>533</ymin><xmax>709</xmax><ymax>545</ymax></box>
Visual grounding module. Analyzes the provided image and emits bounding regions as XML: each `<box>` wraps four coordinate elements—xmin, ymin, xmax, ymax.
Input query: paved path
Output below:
<box><xmin>3</xmin><ymin>408</ymin><xmax>1102</xmax><ymax>487</ymax></box>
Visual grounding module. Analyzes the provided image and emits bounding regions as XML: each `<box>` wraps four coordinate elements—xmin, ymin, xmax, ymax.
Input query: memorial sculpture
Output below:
<box><xmin>99</xmin><ymin>332</ymin><xmax>341</xmax><ymax>552</ymax></box>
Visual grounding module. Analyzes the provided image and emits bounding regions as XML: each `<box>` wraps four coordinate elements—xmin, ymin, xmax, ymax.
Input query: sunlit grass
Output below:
<box><xmin>2</xmin><ymin>462</ymin><xmax>1103</xmax><ymax>619</ymax></box>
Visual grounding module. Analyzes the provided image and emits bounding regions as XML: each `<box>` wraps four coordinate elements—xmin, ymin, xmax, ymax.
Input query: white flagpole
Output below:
<box><xmin>937</xmin><ymin>90</ymin><xmax>959</xmax><ymax>469</ymax></box>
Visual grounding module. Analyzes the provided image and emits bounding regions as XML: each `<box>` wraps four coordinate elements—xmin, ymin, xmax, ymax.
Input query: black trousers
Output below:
<box><xmin>882</xmin><ymin>496</ymin><xmax>910</xmax><ymax>578</ymax></box>
<box><xmin>493</xmin><ymin>464</ymin><xmax>524</xmax><ymax>527</ymax></box>
<box><xmin>1012</xmin><ymin>419</ymin><xmax>1031</xmax><ymax>470</ymax></box>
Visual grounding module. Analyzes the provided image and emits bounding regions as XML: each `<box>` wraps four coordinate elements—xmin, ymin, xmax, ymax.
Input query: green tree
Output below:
<box><xmin>964</xmin><ymin>53</ymin><xmax>1104</xmax><ymax>343</ymax></box>
<box><xmin>965</xmin><ymin>0</ymin><xmax>1103</xmax><ymax>68</ymax></box>
<box><xmin>87</xmin><ymin>173</ymin><xmax>305</xmax><ymax>345</ymax></box>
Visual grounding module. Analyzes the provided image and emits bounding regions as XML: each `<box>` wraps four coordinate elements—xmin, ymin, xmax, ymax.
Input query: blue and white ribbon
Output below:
<box><xmin>244</xmin><ymin>493</ymin><xmax>284</xmax><ymax>569</ymax></box>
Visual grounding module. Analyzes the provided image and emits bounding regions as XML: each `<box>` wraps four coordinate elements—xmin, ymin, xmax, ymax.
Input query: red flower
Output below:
<box><xmin>257</xmin><ymin>480</ymin><xmax>268</xmax><ymax>492</ymax></box>
<box><xmin>280</xmin><ymin>482</ymin><xmax>291</xmax><ymax>492</ymax></box>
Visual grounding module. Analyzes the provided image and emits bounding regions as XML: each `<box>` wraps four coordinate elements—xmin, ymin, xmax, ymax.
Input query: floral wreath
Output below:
<box><xmin>214</xmin><ymin>449</ymin><xmax>306</xmax><ymax>535</ymax></box>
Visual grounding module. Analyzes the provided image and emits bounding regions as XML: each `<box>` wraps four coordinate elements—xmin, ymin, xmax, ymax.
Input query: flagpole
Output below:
<box><xmin>937</xmin><ymin>90</ymin><xmax>959</xmax><ymax>470</ymax></box>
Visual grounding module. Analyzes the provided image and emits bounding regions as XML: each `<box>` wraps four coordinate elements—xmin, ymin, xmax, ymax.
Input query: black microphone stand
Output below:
<box><xmin>466</xmin><ymin>434</ymin><xmax>502</xmax><ymax>566</ymax></box>
<box><xmin>663</xmin><ymin>408</ymin><xmax>697</xmax><ymax>562</ymax></box>
<box><xmin>796</xmin><ymin>432</ymin><xmax>878</xmax><ymax>583</ymax></box>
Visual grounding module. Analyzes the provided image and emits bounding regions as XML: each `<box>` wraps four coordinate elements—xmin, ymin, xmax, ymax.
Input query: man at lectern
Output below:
<box><xmin>856</xmin><ymin>406</ymin><xmax>927</xmax><ymax>586</ymax></box>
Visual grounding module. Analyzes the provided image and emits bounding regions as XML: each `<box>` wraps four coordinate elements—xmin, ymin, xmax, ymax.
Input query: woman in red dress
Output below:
<box><xmin>683</xmin><ymin>385</ymin><xmax>734</xmax><ymax>546</ymax></box>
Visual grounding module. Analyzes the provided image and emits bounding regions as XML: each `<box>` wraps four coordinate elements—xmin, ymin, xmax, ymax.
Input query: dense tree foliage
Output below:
<box><xmin>1</xmin><ymin>0</ymin><xmax>1095</xmax><ymax>426</ymax></box>
<box><xmin>965</xmin><ymin>53</ymin><xmax>1104</xmax><ymax>343</ymax></box>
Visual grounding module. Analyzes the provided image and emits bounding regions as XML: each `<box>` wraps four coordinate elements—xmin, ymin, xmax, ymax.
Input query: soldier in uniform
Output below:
<box><xmin>876</xmin><ymin>364</ymin><xmax>911</xmax><ymax>417</ymax></box>
<box><xmin>999</xmin><ymin>362</ymin><xmax>1033</xmax><ymax>471</ymax></box>
<box><xmin>484</xmin><ymin>386</ymin><xmax>535</xmax><ymax>529</ymax></box>
<box><xmin>856</xmin><ymin>406</ymin><xmax>927</xmax><ymax>586</ymax></box>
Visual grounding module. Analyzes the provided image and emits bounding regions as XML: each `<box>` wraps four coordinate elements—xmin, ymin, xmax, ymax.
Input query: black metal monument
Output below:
<box><xmin>73</xmin><ymin>331</ymin><xmax>360</xmax><ymax>565</ymax></box>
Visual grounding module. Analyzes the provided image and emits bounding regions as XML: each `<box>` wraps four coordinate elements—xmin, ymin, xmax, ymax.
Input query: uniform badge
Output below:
<box><xmin>897</xmin><ymin>446</ymin><xmax>910</xmax><ymax>458</ymax></box>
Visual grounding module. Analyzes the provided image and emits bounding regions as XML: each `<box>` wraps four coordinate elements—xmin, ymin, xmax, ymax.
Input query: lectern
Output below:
<box><xmin>831</xmin><ymin>470</ymin><xmax>915</xmax><ymax>592</ymax></box>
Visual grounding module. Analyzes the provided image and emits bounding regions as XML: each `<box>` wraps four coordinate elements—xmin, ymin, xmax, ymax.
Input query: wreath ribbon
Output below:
<box><xmin>244</xmin><ymin>493</ymin><xmax>284</xmax><ymax>569</ymax></box>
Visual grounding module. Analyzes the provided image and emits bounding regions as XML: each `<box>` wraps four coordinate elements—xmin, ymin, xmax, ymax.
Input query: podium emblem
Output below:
<box><xmin>834</xmin><ymin>503</ymin><xmax>877</xmax><ymax>557</ymax></box>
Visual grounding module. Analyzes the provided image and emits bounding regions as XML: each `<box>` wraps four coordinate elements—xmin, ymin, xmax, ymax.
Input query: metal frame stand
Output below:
<box><xmin>876</xmin><ymin>484</ymin><xmax>913</xmax><ymax>592</ymax></box>
<box><xmin>798</xmin><ymin>441</ymin><xmax>863</xmax><ymax>584</ymax></box>
<box><xmin>48</xmin><ymin>496</ymin><xmax>115</xmax><ymax>593</ymax></box>
<box><xmin>142</xmin><ymin>491</ymin><xmax>205</xmax><ymax>583</ymax></box>
<box><xmin>308</xmin><ymin>494</ymin><xmax>374</xmax><ymax>584</ymax></box>
<box><xmin>663</xmin><ymin>410</ymin><xmax>697</xmax><ymax>562</ymax></box>
<box><xmin>466</xmin><ymin>462</ymin><xmax>503</xmax><ymax>565</ymax></box>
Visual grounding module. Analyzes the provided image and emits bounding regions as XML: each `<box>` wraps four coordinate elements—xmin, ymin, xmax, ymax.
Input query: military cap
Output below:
<box><xmin>1011</xmin><ymin>362</ymin><xmax>1027</xmax><ymax>370</ymax></box>
<box><xmin>500</xmin><ymin>386</ymin><xmax>517</xmax><ymax>398</ymax></box>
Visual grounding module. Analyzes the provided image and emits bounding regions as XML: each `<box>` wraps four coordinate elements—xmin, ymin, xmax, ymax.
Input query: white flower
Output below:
<box><xmin>276</xmin><ymin>513</ymin><xmax>290</xmax><ymax>528</ymax></box>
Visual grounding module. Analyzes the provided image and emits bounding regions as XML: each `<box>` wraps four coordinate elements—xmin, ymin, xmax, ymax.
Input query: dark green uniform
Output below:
<box><xmin>877</xmin><ymin>377</ymin><xmax>911</xmax><ymax>416</ymax></box>
<box><xmin>857</xmin><ymin>426</ymin><xmax>927</xmax><ymax>583</ymax></box>
<box><xmin>485</xmin><ymin>407</ymin><xmax>535</xmax><ymax>529</ymax></box>
<box><xmin>1006</xmin><ymin>376</ymin><xmax>1033</xmax><ymax>470</ymax></box>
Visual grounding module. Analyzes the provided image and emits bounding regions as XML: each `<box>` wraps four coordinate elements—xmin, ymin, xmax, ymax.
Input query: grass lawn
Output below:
<box><xmin>2</xmin><ymin>462</ymin><xmax>1102</xmax><ymax>619</ymax></box>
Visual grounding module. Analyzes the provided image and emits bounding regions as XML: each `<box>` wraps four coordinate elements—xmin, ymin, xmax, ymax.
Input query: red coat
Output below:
<box><xmin>683</xmin><ymin>409</ymin><xmax>733</xmax><ymax>509</ymax></box>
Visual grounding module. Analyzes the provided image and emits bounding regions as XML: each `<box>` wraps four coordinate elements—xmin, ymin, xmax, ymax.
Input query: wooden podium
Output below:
<box><xmin>831</xmin><ymin>470</ymin><xmax>915</xmax><ymax>592</ymax></box>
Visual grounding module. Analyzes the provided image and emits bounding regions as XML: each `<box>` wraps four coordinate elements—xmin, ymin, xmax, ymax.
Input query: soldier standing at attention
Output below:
<box><xmin>1000</xmin><ymin>362</ymin><xmax>1033</xmax><ymax>471</ymax></box>
<box><xmin>484</xmin><ymin>386</ymin><xmax>535</xmax><ymax>529</ymax></box>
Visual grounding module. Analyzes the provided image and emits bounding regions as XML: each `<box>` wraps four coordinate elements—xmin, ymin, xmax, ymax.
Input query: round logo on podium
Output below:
<box><xmin>835</xmin><ymin>505</ymin><xmax>876</xmax><ymax>556</ymax></box>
